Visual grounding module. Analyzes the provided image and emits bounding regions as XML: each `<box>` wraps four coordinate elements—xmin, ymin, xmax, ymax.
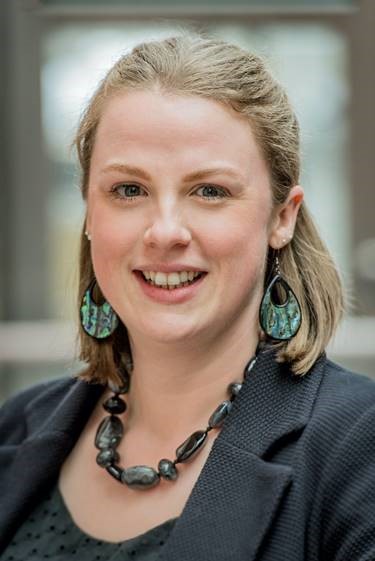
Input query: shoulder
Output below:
<box><xmin>285</xmin><ymin>357</ymin><xmax>375</xmax><ymax>499</ymax></box>
<box><xmin>313</xmin><ymin>357</ymin><xmax>375</xmax><ymax>423</ymax></box>
<box><xmin>304</xmin><ymin>357</ymin><xmax>375</xmax><ymax>452</ymax></box>
<box><xmin>305</xmin><ymin>360</ymin><xmax>375</xmax><ymax>557</ymax></box>
<box><xmin>302</xmin><ymin>357</ymin><xmax>375</xmax><ymax>499</ymax></box>
<box><xmin>322</xmin><ymin>357</ymin><xmax>375</xmax><ymax>393</ymax></box>
<box><xmin>0</xmin><ymin>377</ymin><xmax>77</xmax><ymax>446</ymax></box>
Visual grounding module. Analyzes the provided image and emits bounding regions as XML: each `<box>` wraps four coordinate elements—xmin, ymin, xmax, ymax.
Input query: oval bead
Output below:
<box><xmin>158</xmin><ymin>459</ymin><xmax>178</xmax><ymax>481</ymax></box>
<box><xmin>95</xmin><ymin>415</ymin><xmax>123</xmax><ymax>450</ymax></box>
<box><xmin>228</xmin><ymin>382</ymin><xmax>242</xmax><ymax>397</ymax></box>
<box><xmin>106</xmin><ymin>464</ymin><xmax>123</xmax><ymax>481</ymax></box>
<box><xmin>121</xmin><ymin>466</ymin><xmax>160</xmax><ymax>489</ymax></box>
<box><xmin>175</xmin><ymin>430</ymin><xmax>207</xmax><ymax>463</ymax></box>
<box><xmin>103</xmin><ymin>395</ymin><xmax>127</xmax><ymax>415</ymax></box>
<box><xmin>208</xmin><ymin>400</ymin><xmax>232</xmax><ymax>429</ymax></box>
<box><xmin>108</xmin><ymin>374</ymin><xmax>130</xmax><ymax>395</ymax></box>
<box><xmin>96</xmin><ymin>449</ymin><xmax>120</xmax><ymax>468</ymax></box>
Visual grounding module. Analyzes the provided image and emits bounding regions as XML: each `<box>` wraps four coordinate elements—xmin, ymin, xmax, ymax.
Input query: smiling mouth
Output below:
<box><xmin>136</xmin><ymin>270</ymin><xmax>206</xmax><ymax>290</ymax></box>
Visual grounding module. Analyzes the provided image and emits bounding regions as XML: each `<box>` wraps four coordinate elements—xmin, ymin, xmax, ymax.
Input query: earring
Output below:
<box><xmin>80</xmin><ymin>279</ymin><xmax>119</xmax><ymax>339</ymax></box>
<box><xmin>259</xmin><ymin>254</ymin><xmax>302</xmax><ymax>341</ymax></box>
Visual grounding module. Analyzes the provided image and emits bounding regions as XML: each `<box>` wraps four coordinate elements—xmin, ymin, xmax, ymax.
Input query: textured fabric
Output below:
<box><xmin>2</xmin><ymin>483</ymin><xmax>176</xmax><ymax>560</ymax></box>
<box><xmin>0</xmin><ymin>347</ymin><xmax>375</xmax><ymax>560</ymax></box>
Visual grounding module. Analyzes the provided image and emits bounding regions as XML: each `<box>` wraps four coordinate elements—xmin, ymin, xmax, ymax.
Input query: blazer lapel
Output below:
<box><xmin>0</xmin><ymin>379</ymin><xmax>104</xmax><ymax>552</ymax></box>
<box><xmin>160</xmin><ymin>438</ymin><xmax>293</xmax><ymax>561</ymax></box>
<box><xmin>161</xmin><ymin>347</ymin><xmax>326</xmax><ymax>560</ymax></box>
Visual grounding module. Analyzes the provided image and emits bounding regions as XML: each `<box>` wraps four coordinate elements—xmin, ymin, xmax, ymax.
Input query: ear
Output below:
<box><xmin>268</xmin><ymin>185</ymin><xmax>304</xmax><ymax>249</ymax></box>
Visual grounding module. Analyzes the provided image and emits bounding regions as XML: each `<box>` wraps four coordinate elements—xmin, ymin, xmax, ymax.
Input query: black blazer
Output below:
<box><xmin>1</xmin><ymin>347</ymin><xmax>375</xmax><ymax>560</ymax></box>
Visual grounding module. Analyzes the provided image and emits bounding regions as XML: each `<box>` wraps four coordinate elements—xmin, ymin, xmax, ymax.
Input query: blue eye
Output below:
<box><xmin>111</xmin><ymin>184</ymin><xmax>145</xmax><ymax>199</ymax></box>
<box><xmin>109</xmin><ymin>183</ymin><xmax>227</xmax><ymax>201</ymax></box>
<box><xmin>195</xmin><ymin>184</ymin><xmax>227</xmax><ymax>199</ymax></box>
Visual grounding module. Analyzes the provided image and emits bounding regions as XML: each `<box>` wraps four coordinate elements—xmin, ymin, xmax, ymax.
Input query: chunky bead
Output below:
<box><xmin>95</xmin><ymin>415</ymin><xmax>123</xmax><ymax>449</ymax></box>
<box><xmin>228</xmin><ymin>382</ymin><xmax>242</xmax><ymax>397</ymax></box>
<box><xmin>176</xmin><ymin>430</ymin><xmax>207</xmax><ymax>463</ymax></box>
<box><xmin>208</xmin><ymin>400</ymin><xmax>232</xmax><ymax>428</ymax></box>
<box><xmin>158</xmin><ymin>459</ymin><xmax>178</xmax><ymax>481</ymax></box>
<box><xmin>96</xmin><ymin>448</ymin><xmax>120</xmax><ymax>468</ymax></box>
<box><xmin>121</xmin><ymin>466</ymin><xmax>160</xmax><ymax>489</ymax></box>
<box><xmin>108</xmin><ymin>375</ymin><xmax>130</xmax><ymax>394</ymax></box>
<box><xmin>106</xmin><ymin>464</ymin><xmax>123</xmax><ymax>481</ymax></box>
<box><xmin>103</xmin><ymin>395</ymin><xmax>127</xmax><ymax>414</ymax></box>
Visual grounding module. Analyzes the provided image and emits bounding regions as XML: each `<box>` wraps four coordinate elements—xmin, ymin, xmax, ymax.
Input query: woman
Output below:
<box><xmin>1</xmin><ymin>33</ymin><xmax>374</xmax><ymax>560</ymax></box>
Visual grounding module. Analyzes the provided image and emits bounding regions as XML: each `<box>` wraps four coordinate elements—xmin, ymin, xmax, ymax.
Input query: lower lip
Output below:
<box><xmin>133</xmin><ymin>271</ymin><xmax>207</xmax><ymax>304</ymax></box>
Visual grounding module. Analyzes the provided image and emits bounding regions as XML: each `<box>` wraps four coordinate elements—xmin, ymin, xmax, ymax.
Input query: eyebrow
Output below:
<box><xmin>100</xmin><ymin>163</ymin><xmax>244</xmax><ymax>183</ymax></box>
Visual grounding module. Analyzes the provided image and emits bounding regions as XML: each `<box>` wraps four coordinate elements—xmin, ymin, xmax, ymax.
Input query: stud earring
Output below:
<box><xmin>85</xmin><ymin>230</ymin><xmax>92</xmax><ymax>241</ymax></box>
<box><xmin>259</xmin><ymin>253</ymin><xmax>302</xmax><ymax>341</ymax></box>
<box><xmin>281</xmin><ymin>234</ymin><xmax>292</xmax><ymax>246</ymax></box>
<box><xmin>80</xmin><ymin>279</ymin><xmax>119</xmax><ymax>339</ymax></box>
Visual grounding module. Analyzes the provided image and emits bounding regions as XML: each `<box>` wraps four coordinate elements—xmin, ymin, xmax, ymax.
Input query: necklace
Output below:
<box><xmin>94</xmin><ymin>351</ymin><xmax>259</xmax><ymax>490</ymax></box>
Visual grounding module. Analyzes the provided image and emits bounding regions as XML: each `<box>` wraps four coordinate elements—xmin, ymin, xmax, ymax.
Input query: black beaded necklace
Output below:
<box><xmin>94</xmin><ymin>351</ymin><xmax>259</xmax><ymax>490</ymax></box>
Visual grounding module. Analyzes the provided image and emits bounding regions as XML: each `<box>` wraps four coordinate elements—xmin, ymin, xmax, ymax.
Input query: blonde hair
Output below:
<box><xmin>75</xmin><ymin>32</ymin><xmax>344</xmax><ymax>383</ymax></box>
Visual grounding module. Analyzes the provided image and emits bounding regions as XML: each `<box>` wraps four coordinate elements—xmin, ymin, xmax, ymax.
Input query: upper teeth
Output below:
<box><xmin>143</xmin><ymin>271</ymin><xmax>201</xmax><ymax>286</ymax></box>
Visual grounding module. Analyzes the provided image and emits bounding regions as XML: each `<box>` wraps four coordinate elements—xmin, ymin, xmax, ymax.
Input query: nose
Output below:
<box><xmin>143</xmin><ymin>208</ymin><xmax>192</xmax><ymax>250</ymax></box>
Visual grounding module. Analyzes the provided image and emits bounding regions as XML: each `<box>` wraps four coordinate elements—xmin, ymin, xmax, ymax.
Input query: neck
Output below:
<box><xmin>123</xmin><ymin>318</ymin><xmax>259</xmax><ymax>443</ymax></box>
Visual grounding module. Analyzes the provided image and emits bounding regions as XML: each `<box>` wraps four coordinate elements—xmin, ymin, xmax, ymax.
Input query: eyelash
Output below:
<box><xmin>109</xmin><ymin>183</ymin><xmax>228</xmax><ymax>201</ymax></box>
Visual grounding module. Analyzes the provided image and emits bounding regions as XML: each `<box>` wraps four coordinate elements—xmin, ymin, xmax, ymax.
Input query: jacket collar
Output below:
<box><xmin>162</xmin><ymin>346</ymin><xmax>326</xmax><ymax>560</ymax></box>
<box><xmin>221</xmin><ymin>344</ymin><xmax>326</xmax><ymax>457</ymax></box>
<box><xmin>0</xmin><ymin>347</ymin><xmax>326</xmax><ymax>559</ymax></box>
<box><xmin>25</xmin><ymin>376</ymin><xmax>105</xmax><ymax>439</ymax></box>
<box><xmin>0</xmin><ymin>379</ymin><xmax>104</xmax><ymax>552</ymax></box>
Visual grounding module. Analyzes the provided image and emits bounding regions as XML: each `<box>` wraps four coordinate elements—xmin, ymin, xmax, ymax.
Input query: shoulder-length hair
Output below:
<box><xmin>74</xmin><ymin>32</ymin><xmax>344</xmax><ymax>384</ymax></box>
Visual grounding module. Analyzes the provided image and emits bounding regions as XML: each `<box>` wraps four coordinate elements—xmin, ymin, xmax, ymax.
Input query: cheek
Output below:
<box><xmin>199</xmin><ymin>209</ymin><xmax>269</xmax><ymax>272</ymax></box>
<box><xmin>88</xmin><ymin>205</ymin><xmax>139</xmax><ymax>281</ymax></box>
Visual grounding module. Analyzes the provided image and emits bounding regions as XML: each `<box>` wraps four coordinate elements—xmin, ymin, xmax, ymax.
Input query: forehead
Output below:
<box><xmin>91</xmin><ymin>90</ymin><xmax>266</xmax><ymax>177</ymax></box>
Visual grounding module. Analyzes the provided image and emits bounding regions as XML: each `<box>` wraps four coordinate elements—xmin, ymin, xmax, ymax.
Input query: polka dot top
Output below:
<box><xmin>2</xmin><ymin>484</ymin><xmax>177</xmax><ymax>560</ymax></box>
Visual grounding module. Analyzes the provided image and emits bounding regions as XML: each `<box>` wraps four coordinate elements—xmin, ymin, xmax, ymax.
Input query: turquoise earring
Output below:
<box><xmin>259</xmin><ymin>255</ymin><xmax>302</xmax><ymax>341</ymax></box>
<box><xmin>80</xmin><ymin>279</ymin><xmax>119</xmax><ymax>339</ymax></box>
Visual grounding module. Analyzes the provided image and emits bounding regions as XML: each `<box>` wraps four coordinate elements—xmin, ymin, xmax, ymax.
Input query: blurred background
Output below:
<box><xmin>0</xmin><ymin>0</ymin><xmax>374</xmax><ymax>402</ymax></box>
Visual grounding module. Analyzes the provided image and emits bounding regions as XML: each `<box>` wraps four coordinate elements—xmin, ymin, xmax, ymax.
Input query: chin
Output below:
<box><xmin>149</xmin><ymin>324</ymin><xmax>202</xmax><ymax>344</ymax></box>
<box><xmin>127</xmin><ymin>315</ymin><xmax>205</xmax><ymax>346</ymax></box>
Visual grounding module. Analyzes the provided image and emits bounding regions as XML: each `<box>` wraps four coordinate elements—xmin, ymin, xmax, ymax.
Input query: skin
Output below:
<box><xmin>58</xmin><ymin>90</ymin><xmax>303</xmax><ymax>541</ymax></box>
<box><xmin>85</xmin><ymin>89</ymin><xmax>303</xmax><ymax>440</ymax></box>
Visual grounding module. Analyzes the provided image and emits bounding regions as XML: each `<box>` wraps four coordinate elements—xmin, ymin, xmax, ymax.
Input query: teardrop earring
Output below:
<box><xmin>259</xmin><ymin>254</ymin><xmax>302</xmax><ymax>341</ymax></box>
<box><xmin>80</xmin><ymin>279</ymin><xmax>119</xmax><ymax>339</ymax></box>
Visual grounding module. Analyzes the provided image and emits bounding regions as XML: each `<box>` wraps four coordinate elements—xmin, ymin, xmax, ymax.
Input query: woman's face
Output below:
<box><xmin>86</xmin><ymin>90</ymin><xmax>299</xmax><ymax>347</ymax></box>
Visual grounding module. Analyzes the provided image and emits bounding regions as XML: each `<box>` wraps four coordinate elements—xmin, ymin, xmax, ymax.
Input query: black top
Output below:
<box><xmin>2</xmin><ymin>482</ymin><xmax>177</xmax><ymax>560</ymax></box>
<box><xmin>1</xmin><ymin>348</ymin><xmax>375</xmax><ymax>560</ymax></box>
